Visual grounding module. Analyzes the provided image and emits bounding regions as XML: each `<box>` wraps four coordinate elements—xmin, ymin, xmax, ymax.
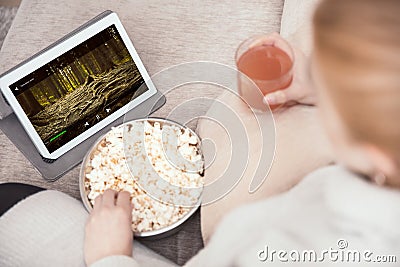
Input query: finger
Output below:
<box><xmin>263</xmin><ymin>90</ymin><xmax>287</xmax><ymax>105</ymax></box>
<box><xmin>92</xmin><ymin>194</ymin><xmax>103</xmax><ymax>212</ymax></box>
<box><xmin>102</xmin><ymin>189</ymin><xmax>117</xmax><ymax>207</ymax></box>
<box><xmin>116</xmin><ymin>191</ymin><xmax>132</xmax><ymax>212</ymax></box>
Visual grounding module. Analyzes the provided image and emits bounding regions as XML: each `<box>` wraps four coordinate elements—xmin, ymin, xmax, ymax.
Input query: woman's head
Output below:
<box><xmin>312</xmin><ymin>0</ymin><xmax>400</xmax><ymax>186</ymax></box>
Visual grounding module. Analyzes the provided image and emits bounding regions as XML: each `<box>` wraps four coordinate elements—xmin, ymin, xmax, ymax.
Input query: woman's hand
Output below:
<box><xmin>262</xmin><ymin>39</ymin><xmax>316</xmax><ymax>106</ymax></box>
<box><xmin>84</xmin><ymin>189</ymin><xmax>133</xmax><ymax>266</ymax></box>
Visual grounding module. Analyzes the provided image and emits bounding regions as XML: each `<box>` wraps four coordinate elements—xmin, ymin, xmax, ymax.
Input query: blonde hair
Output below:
<box><xmin>313</xmin><ymin>0</ymin><xmax>400</xmax><ymax>163</ymax></box>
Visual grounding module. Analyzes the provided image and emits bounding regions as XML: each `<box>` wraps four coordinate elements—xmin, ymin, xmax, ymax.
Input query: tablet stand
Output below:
<box><xmin>0</xmin><ymin>91</ymin><xmax>166</xmax><ymax>181</ymax></box>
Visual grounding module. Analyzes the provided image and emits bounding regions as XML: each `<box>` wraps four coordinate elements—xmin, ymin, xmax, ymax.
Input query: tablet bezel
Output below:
<box><xmin>0</xmin><ymin>12</ymin><xmax>157</xmax><ymax>159</ymax></box>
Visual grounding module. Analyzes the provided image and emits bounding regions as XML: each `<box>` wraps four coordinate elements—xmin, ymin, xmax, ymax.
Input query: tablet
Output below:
<box><xmin>0</xmin><ymin>11</ymin><xmax>157</xmax><ymax>159</ymax></box>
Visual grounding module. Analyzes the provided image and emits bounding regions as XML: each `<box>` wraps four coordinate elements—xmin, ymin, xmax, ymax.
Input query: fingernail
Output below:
<box><xmin>264</xmin><ymin>94</ymin><xmax>276</xmax><ymax>105</ymax></box>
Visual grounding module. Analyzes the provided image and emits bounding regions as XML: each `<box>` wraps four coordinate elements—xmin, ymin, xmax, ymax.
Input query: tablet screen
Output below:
<box><xmin>9</xmin><ymin>25</ymin><xmax>147</xmax><ymax>153</ymax></box>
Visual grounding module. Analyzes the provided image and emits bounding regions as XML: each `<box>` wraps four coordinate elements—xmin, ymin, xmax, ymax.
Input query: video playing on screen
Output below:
<box><xmin>10</xmin><ymin>25</ymin><xmax>147</xmax><ymax>153</ymax></box>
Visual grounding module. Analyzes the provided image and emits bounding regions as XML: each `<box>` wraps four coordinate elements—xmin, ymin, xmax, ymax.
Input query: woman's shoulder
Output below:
<box><xmin>288</xmin><ymin>165</ymin><xmax>400</xmax><ymax>225</ymax></box>
<box><xmin>207</xmin><ymin>165</ymin><xmax>400</xmax><ymax>265</ymax></box>
<box><xmin>216</xmin><ymin>164</ymin><xmax>400</xmax><ymax>236</ymax></box>
<box><xmin>218</xmin><ymin>164</ymin><xmax>400</xmax><ymax>229</ymax></box>
<box><xmin>299</xmin><ymin>165</ymin><xmax>400</xmax><ymax>209</ymax></box>
<box><xmin>299</xmin><ymin>164</ymin><xmax>362</xmax><ymax>186</ymax></box>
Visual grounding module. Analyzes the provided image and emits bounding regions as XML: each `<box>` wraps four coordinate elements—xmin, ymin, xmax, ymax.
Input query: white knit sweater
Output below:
<box><xmin>1</xmin><ymin>166</ymin><xmax>399</xmax><ymax>267</ymax></box>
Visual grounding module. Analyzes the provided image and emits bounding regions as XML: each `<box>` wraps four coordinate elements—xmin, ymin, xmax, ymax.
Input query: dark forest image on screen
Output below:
<box><xmin>11</xmin><ymin>25</ymin><xmax>147</xmax><ymax>153</ymax></box>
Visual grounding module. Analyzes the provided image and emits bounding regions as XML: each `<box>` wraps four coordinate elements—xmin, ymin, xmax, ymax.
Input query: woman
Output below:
<box><xmin>86</xmin><ymin>0</ymin><xmax>400</xmax><ymax>265</ymax></box>
<box><xmin>1</xmin><ymin>0</ymin><xmax>400</xmax><ymax>266</ymax></box>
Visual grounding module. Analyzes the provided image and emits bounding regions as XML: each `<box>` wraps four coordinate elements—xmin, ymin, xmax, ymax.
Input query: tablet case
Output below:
<box><xmin>0</xmin><ymin>10</ymin><xmax>166</xmax><ymax>181</ymax></box>
<box><xmin>0</xmin><ymin>91</ymin><xmax>166</xmax><ymax>181</ymax></box>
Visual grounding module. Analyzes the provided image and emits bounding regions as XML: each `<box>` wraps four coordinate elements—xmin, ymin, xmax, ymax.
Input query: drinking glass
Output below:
<box><xmin>236</xmin><ymin>34</ymin><xmax>294</xmax><ymax>111</ymax></box>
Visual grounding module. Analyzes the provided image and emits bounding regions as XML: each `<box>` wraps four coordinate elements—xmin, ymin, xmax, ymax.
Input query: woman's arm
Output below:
<box><xmin>84</xmin><ymin>190</ymin><xmax>133</xmax><ymax>266</ymax></box>
<box><xmin>85</xmin><ymin>190</ymin><xmax>178</xmax><ymax>267</ymax></box>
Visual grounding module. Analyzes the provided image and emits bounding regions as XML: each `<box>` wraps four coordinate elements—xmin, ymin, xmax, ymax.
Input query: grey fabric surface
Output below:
<box><xmin>0</xmin><ymin>6</ymin><xmax>17</xmax><ymax>49</ymax></box>
<box><xmin>139</xmin><ymin>209</ymin><xmax>203</xmax><ymax>266</ymax></box>
<box><xmin>0</xmin><ymin>6</ymin><xmax>16</xmax><ymax>118</ymax></box>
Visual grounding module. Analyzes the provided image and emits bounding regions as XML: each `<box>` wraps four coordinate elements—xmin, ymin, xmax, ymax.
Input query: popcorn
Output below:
<box><xmin>84</xmin><ymin>120</ymin><xmax>204</xmax><ymax>233</ymax></box>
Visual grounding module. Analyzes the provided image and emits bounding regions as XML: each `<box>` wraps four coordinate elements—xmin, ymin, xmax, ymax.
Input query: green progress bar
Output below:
<box><xmin>49</xmin><ymin>130</ymin><xmax>67</xmax><ymax>143</ymax></box>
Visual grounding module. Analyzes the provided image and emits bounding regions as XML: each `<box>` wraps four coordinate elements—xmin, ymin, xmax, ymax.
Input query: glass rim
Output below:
<box><xmin>235</xmin><ymin>34</ymin><xmax>295</xmax><ymax>82</ymax></box>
